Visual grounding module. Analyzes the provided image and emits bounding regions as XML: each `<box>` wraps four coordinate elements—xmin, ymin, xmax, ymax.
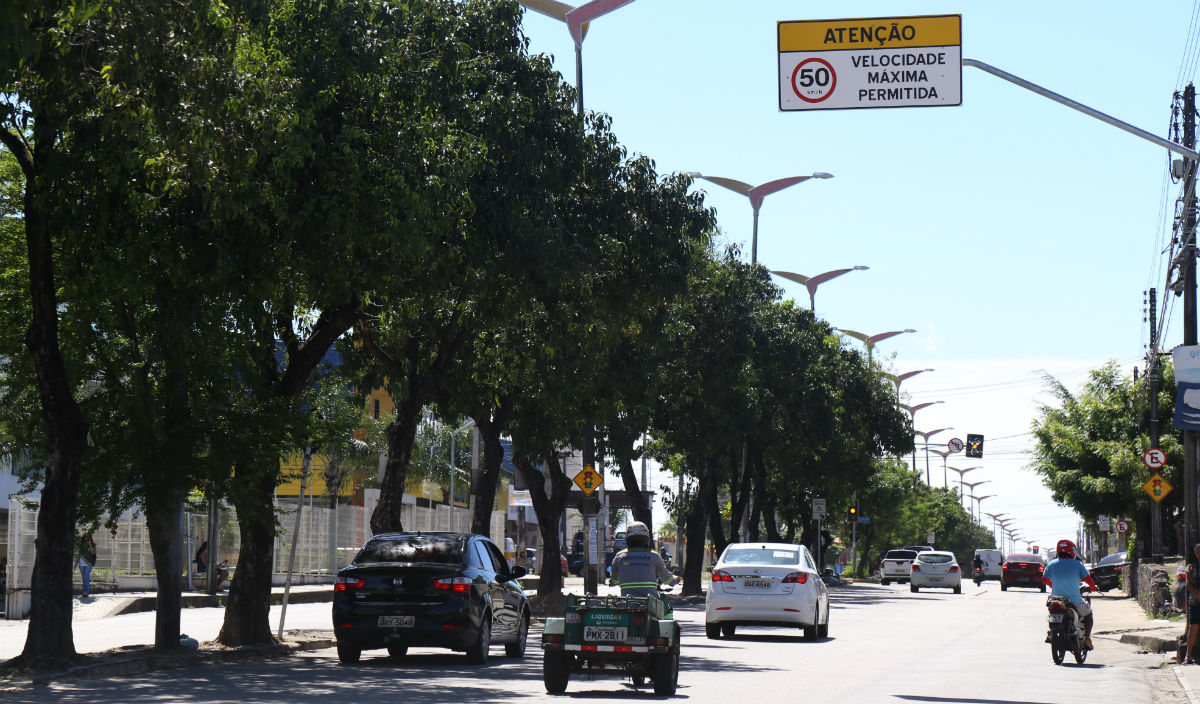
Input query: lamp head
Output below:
<box><xmin>812</xmin><ymin>172</ymin><xmax>834</xmax><ymax>179</ymax></box>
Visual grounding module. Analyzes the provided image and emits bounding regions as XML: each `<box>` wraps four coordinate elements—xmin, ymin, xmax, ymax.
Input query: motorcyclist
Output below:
<box><xmin>972</xmin><ymin>553</ymin><xmax>984</xmax><ymax>581</ymax></box>
<box><xmin>609</xmin><ymin>522</ymin><xmax>676</xmax><ymax>597</ymax></box>
<box><xmin>1041</xmin><ymin>538</ymin><xmax>1098</xmax><ymax>650</ymax></box>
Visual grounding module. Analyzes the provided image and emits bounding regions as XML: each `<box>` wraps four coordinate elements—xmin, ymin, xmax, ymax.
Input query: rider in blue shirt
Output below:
<box><xmin>1041</xmin><ymin>539</ymin><xmax>1098</xmax><ymax>650</ymax></box>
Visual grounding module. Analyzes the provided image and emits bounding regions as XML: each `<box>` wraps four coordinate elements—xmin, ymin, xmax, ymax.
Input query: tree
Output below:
<box><xmin>1031</xmin><ymin>360</ymin><xmax>1182</xmax><ymax>553</ymax></box>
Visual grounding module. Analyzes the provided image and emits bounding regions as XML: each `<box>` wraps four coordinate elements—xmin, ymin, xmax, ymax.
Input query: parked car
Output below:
<box><xmin>332</xmin><ymin>531</ymin><xmax>530</xmax><ymax>665</ymax></box>
<box><xmin>909</xmin><ymin>551</ymin><xmax>962</xmax><ymax>593</ymax></box>
<box><xmin>1001</xmin><ymin>552</ymin><xmax>1045</xmax><ymax>592</ymax></box>
<box><xmin>880</xmin><ymin>549</ymin><xmax>919</xmax><ymax>585</ymax></box>
<box><xmin>973</xmin><ymin>549</ymin><xmax>1004</xmax><ymax>582</ymax></box>
<box><xmin>1089</xmin><ymin>551</ymin><xmax>1129</xmax><ymax>592</ymax></box>
<box><xmin>705</xmin><ymin>542</ymin><xmax>830</xmax><ymax>640</ymax></box>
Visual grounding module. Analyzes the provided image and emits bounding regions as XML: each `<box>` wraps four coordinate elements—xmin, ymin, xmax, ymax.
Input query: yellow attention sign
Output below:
<box><xmin>573</xmin><ymin>465</ymin><xmax>601</xmax><ymax>496</ymax></box>
<box><xmin>779</xmin><ymin>15</ymin><xmax>961</xmax><ymax>52</ymax></box>
<box><xmin>1143</xmin><ymin>473</ymin><xmax>1173</xmax><ymax>502</ymax></box>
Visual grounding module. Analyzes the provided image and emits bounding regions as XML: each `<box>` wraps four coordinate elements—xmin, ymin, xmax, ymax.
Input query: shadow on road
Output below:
<box><xmin>892</xmin><ymin>696</ymin><xmax>1058</xmax><ymax>704</ymax></box>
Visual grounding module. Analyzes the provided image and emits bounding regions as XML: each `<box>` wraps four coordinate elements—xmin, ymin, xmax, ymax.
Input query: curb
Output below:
<box><xmin>1118</xmin><ymin>632</ymin><xmax>1179</xmax><ymax>653</ymax></box>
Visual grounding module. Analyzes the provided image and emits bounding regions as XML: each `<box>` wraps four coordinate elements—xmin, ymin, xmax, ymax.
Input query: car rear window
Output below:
<box><xmin>355</xmin><ymin>536</ymin><xmax>464</xmax><ymax>565</ymax></box>
<box><xmin>917</xmin><ymin>553</ymin><xmax>954</xmax><ymax>564</ymax></box>
<box><xmin>1098</xmin><ymin>553</ymin><xmax>1127</xmax><ymax>565</ymax></box>
<box><xmin>885</xmin><ymin>550</ymin><xmax>917</xmax><ymax>560</ymax></box>
<box><xmin>1007</xmin><ymin>554</ymin><xmax>1041</xmax><ymax>563</ymax></box>
<box><xmin>722</xmin><ymin>548</ymin><xmax>800</xmax><ymax>565</ymax></box>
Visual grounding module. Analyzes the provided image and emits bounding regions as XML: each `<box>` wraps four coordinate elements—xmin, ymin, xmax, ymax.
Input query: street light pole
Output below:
<box><xmin>686</xmin><ymin>172</ymin><xmax>833</xmax><ymax>264</ymax></box>
<box><xmin>837</xmin><ymin>328</ymin><xmax>917</xmax><ymax>362</ymax></box>
<box><xmin>884</xmin><ymin>368</ymin><xmax>935</xmax><ymax>399</ymax></box>
<box><xmin>962</xmin><ymin>480</ymin><xmax>991</xmax><ymax>520</ymax></box>
<box><xmin>948</xmin><ymin>466</ymin><xmax>982</xmax><ymax>508</ymax></box>
<box><xmin>771</xmin><ymin>266</ymin><xmax>868</xmax><ymax>312</ymax></box>
<box><xmin>973</xmin><ymin>495</ymin><xmax>995</xmax><ymax>523</ymax></box>
<box><xmin>929</xmin><ymin>448</ymin><xmax>952</xmax><ymax>488</ymax></box>
<box><xmin>519</xmin><ymin>0</ymin><xmax>637</xmax><ymax>117</ymax></box>
<box><xmin>914</xmin><ymin>427</ymin><xmax>951</xmax><ymax>485</ymax></box>
<box><xmin>902</xmin><ymin>405</ymin><xmax>940</xmax><ymax>477</ymax></box>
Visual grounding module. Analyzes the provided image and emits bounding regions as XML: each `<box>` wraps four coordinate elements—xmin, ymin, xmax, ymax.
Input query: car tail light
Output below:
<box><xmin>334</xmin><ymin>576</ymin><xmax>365</xmax><ymax>592</ymax></box>
<box><xmin>1114</xmin><ymin>566</ymin><xmax>1122</xmax><ymax>573</ymax></box>
<box><xmin>782</xmin><ymin>572</ymin><xmax>808</xmax><ymax>584</ymax></box>
<box><xmin>949</xmin><ymin>565</ymin><xmax>959</xmax><ymax>573</ymax></box>
<box><xmin>712</xmin><ymin>570</ymin><xmax>734</xmax><ymax>582</ymax></box>
<box><xmin>911</xmin><ymin>564</ymin><xmax>920</xmax><ymax>572</ymax></box>
<box><xmin>433</xmin><ymin>576</ymin><xmax>473</xmax><ymax>593</ymax></box>
<box><xmin>1002</xmin><ymin>563</ymin><xmax>1009</xmax><ymax>570</ymax></box>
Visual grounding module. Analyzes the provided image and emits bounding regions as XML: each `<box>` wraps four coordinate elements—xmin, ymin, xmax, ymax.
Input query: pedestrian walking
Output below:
<box><xmin>77</xmin><ymin>532</ymin><xmax>97</xmax><ymax>597</ymax></box>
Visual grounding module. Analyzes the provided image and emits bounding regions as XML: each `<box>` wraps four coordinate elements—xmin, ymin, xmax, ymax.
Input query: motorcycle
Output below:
<box><xmin>1046</xmin><ymin>592</ymin><xmax>1090</xmax><ymax>665</ymax></box>
<box><xmin>973</xmin><ymin>566</ymin><xmax>983</xmax><ymax>586</ymax></box>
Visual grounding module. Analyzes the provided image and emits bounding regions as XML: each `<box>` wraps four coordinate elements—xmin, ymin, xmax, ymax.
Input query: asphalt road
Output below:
<box><xmin>2</xmin><ymin>581</ymin><xmax>1180</xmax><ymax>703</ymax></box>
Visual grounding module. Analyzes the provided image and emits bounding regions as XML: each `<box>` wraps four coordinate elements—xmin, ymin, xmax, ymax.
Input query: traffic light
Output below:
<box><xmin>847</xmin><ymin>505</ymin><xmax>859</xmax><ymax>522</ymax></box>
<box><xmin>966</xmin><ymin>434</ymin><xmax>984</xmax><ymax>458</ymax></box>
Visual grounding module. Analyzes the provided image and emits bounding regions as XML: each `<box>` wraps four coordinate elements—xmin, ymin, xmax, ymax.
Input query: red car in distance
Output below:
<box><xmin>1001</xmin><ymin>553</ymin><xmax>1045</xmax><ymax>592</ymax></box>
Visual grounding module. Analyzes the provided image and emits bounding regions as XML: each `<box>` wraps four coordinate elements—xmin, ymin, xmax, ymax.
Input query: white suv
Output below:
<box><xmin>880</xmin><ymin>549</ymin><xmax>919</xmax><ymax>585</ymax></box>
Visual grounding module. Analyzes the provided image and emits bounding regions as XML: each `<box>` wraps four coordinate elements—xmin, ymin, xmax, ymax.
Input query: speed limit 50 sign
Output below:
<box><xmin>778</xmin><ymin>15</ymin><xmax>962</xmax><ymax>111</ymax></box>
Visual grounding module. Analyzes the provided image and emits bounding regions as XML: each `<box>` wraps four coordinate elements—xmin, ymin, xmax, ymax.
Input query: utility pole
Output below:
<box><xmin>1184</xmin><ymin>83</ymin><xmax>1198</xmax><ymax>554</ymax></box>
<box><xmin>1148</xmin><ymin>287</ymin><xmax>1163</xmax><ymax>558</ymax></box>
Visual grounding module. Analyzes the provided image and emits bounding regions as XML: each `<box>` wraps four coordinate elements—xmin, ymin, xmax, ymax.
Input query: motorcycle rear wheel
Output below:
<box><xmin>1073</xmin><ymin>645</ymin><xmax>1088</xmax><ymax>664</ymax></box>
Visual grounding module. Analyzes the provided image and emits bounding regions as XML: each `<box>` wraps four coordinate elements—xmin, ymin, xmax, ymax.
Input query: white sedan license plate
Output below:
<box><xmin>926</xmin><ymin>577</ymin><xmax>943</xmax><ymax>584</ymax></box>
<box><xmin>584</xmin><ymin>626</ymin><xmax>627</xmax><ymax>642</ymax></box>
<box><xmin>379</xmin><ymin>615</ymin><xmax>415</xmax><ymax>628</ymax></box>
<box><xmin>742</xmin><ymin>579</ymin><xmax>771</xmax><ymax>589</ymax></box>
<box><xmin>1048</xmin><ymin>613</ymin><xmax>1064</xmax><ymax>623</ymax></box>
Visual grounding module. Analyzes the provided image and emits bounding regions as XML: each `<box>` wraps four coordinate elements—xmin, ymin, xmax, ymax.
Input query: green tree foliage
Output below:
<box><xmin>1031</xmin><ymin>360</ymin><xmax>1181</xmax><ymax>553</ymax></box>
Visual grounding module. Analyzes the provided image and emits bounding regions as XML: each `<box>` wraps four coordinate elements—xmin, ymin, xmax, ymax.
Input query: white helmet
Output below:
<box><xmin>626</xmin><ymin>521</ymin><xmax>651</xmax><ymax>547</ymax></box>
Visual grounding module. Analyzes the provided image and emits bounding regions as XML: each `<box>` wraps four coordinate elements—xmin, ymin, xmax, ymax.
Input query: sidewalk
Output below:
<box><xmin>1086</xmin><ymin>592</ymin><xmax>1200</xmax><ymax>702</ymax></box>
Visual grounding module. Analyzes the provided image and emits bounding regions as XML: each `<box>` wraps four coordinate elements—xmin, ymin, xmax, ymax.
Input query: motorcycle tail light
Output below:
<box><xmin>1048</xmin><ymin>601</ymin><xmax>1067</xmax><ymax>612</ymax></box>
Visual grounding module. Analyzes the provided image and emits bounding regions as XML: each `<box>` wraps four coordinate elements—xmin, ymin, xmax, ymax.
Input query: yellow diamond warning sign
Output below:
<box><xmin>1143</xmin><ymin>473</ymin><xmax>1172</xmax><ymax>503</ymax></box>
<box><xmin>573</xmin><ymin>465</ymin><xmax>601</xmax><ymax>496</ymax></box>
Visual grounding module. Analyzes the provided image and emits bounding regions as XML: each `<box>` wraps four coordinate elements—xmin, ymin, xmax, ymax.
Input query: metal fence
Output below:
<box><xmin>4</xmin><ymin>491</ymin><xmax>497</xmax><ymax>619</ymax></box>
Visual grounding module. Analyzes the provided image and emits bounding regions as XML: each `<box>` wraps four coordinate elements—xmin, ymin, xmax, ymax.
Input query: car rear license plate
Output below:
<box><xmin>379</xmin><ymin>615</ymin><xmax>415</xmax><ymax>628</ymax></box>
<box><xmin>1048</xmin><ymin>613</ymin><xmax>1063</xmax><ymax>623</ymax></box>
<box><xmin>584</xmin><ymin>626</ymin><xmax>627</xmax><ymax>642</ymax></box>
<box><xmin>927</xmin><ymin>577</ymin><xmax>942</xmax><ymax>583</ymax></box>
<box><xmin>742</xmin><ymin>579</ymin><xmax>771</xmax><ymax>588</ymax></box>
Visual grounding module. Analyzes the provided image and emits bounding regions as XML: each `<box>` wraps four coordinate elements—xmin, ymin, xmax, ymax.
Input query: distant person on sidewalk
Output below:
<box><xmin>1184</xmin><ymin>543</ymin><xmax>1200</xmax><ymax>664</ymax></box>
<box><xmin>77</xmin><ymin>533</ymin><xmax>97</xmax><ymax>597</ymax></box>
<box><xmin>195</xmin><ymin>541</ymin><xmax>229</xmax><ymax>590</ymax></box>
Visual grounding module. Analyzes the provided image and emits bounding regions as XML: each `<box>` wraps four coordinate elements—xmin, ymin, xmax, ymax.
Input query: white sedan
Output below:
<box><xmin>705</xmin><ymin>542</ymin><xmax>830</xmax><ymax>640</ymax></box>
<box><xmin>909</xmin><ymin>550</ymin><xmax>962</xmax><ymax>593</ymax></box>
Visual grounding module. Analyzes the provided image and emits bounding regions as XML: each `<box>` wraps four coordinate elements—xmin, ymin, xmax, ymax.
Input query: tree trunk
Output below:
<box><xmin>471</xmin><ymin>419</ymin><xmax>504</xmax><ymax>538</ymax></box>
<box><xmin>470</xmin><ymin>394</ymin><xmax>513</xmax><ymax>538</ymax></box>
<box><xmin>372</xmin><ymin>399</ymin><xmax>423</xmax><ymax>534</ymax></box>
<box><xmin>706</xmin><ymin>469</ymin><xmax>727</xmax><ymax>558</ymax></box>
<box><xmin>514</xmin><ymin>449</ymin><xmax>571</xmax><ymax>598</ymax></box>
<box><xmin>145</xmin><ymin>491</ymin><xmax>186</xmax><ymax>650</ymax></box>
<box><xmin>217</xmin><ymin>463</ymin><xmax>278</xmax><ymax>646</ymax></box>
<box><xmin>729</xmin><ymin>446</ymin><xmax>753</xmax><ymax>544</ymax></box>
<box><xmin>764</xmin><ymin>495</ymin><xmax>782</xmax><ymax>542</ymax></box>
<box><xmin>12</xmin><ymin>140</ymin><xmax>89</xmax><ymax>668</ymax></box>
<box><xmin>682</xmin><ymin>456</ymin><xmax>712</xmax><ymax>596</ymax></box>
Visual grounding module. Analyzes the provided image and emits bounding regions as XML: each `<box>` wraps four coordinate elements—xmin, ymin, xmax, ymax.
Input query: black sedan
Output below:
<box><xmin>332</xmin><ymin>531</ymin><xmax>530</xmax><ymax>665</ymax></box>
<box><xmin>1089</xmin><ymin>551</ymin><xmax>1129</xmax><ymax>592</ymax></box>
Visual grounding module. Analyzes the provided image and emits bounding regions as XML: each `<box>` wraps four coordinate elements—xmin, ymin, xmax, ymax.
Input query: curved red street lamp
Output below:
<box><xmin>771</xmin><ymin>266</ymin><xmax>868</xmax><ymax>312</ymax></box>
<box><xmin>838</xmin><ymin>328</ymin><xmax>917</xmax><ymax>361</ymax></box>
<box><xmin>519</xmin><ymin>0</ymin><xmax>638</xmax><ymax>116</ymax></box>
<box><xmin>687</xmin><ymin>172</ymin><xmax>833</xmax><ymax>264</ymax></box>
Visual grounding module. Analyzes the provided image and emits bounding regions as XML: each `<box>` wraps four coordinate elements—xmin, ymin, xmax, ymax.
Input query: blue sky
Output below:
<box><xmin>519</xmin><ymin>2</ymin><xmax>1195</xmax><ymax>555</ymax></box>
